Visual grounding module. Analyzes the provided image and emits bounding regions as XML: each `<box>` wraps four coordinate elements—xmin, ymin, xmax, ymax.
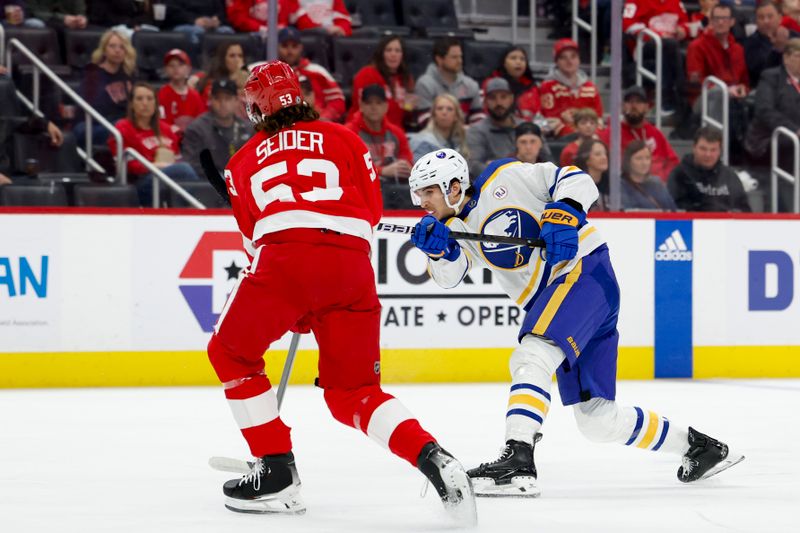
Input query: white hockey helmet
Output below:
<box><xmin>408</xmin><ymin>148</ymin><xmax>470</xmax><ymax>210</ymax></box>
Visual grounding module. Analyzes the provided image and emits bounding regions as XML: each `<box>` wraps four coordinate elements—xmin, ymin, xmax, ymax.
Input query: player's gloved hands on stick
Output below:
<box><xmin>539</xmin><ymin>201</ymin><xmax>586</xmax><ymax>265</ymax></box>
<box><xmin>411</xmin><ymin>214</ymin><xmax>461</xmax><ymax>261</ymax></box>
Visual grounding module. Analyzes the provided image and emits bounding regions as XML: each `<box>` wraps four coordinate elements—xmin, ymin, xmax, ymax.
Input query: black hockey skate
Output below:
<box><xmin>417</xmin><ymin>442</ymin><xmax>478</xmax><ymax>527</ymax></box>
<box><xmin>678</xmin><ymin>427</ymin><xmax>744</xmax><ymax>483</ymax></box>
<box><xmin>222</xmin><ymin>452</ymin><xmax>305</xmax><ymax>514</ymax></box>
<box><xmin>467</xmin><ymin>433</ymin><xmax>543</xmax><ymax>498</ymax></box>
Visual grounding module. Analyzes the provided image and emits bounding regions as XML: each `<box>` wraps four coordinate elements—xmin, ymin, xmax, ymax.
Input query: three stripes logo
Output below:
<box><xmin>655</xmin><ymin>229</ymin><xmax>693</xmax><ymax>261</ymax></box>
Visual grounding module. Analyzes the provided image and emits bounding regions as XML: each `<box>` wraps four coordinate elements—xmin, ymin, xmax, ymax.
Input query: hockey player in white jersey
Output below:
<box><xmin>408</xmin><ymin>149</ymin><xmax>744</xmax><ymax>497</ymax></box>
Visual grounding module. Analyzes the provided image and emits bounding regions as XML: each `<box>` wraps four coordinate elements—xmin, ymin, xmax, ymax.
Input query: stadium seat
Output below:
<box><xmin>463</xmin><ymin>40</ymin><xmax>512</xmax><ymax>83</ymax></box>
<box><xmin>12</xmin><ymin>132</ymin><xmax>84</xmax><ymax>175</ymax></box>
<box><xmin>0</xmin><ymin>183</ymin><xmax>68</xmax><ymax>206</ymax></box>
<box><xmin>300</xmin><ymin>32</ymin><xmax>331</xmax><ymax>71</ymax></box>
<box><xmin>402</xmin><ymin>39</ymin><xmax>434</xmax><ymax>80</ymax></box>
<box><xmin>167</xmin><ymin>181</ymin><xmax>229</xmax><ymax>208</ymax></box>
<box><xmin>73</xmin><ymin>184</ymin><xmax>140</xmax><ymax>207</ymax></box>
<box><xmin>132</xmin><ymin>31</ymin><xmax>193</xmax><ymax>81</ymax></box>
<box><xmin>200</xmin><ymin>33</ymin><xmax>264</xmax><ymax>70</ymax></box>
<box><xmin>332</xmin><ymin>37</ymin><xmax>379</xmax><ymax>87</ymax></box>
<box><xmin>399</xmin><ymin>0</ymin><xmax>467</xmax><ymax>37</ymax></box>
<box><xmin>381</xmin><ymin>180</ymin><xmax>415</xmax><ymax>209</ymax></box>
<box><xmin>64</xmin><ymin>29</ymin><xmax>105</xmax><ymax>72</ymax></box>
<box><xmin>344</xmin><ymin>0</ymin><xmax>399</xmax><ymax>27</ymax></box>
<box><xmin>3</xmin><ymin>27</ymin><xmax>62</xmax><ymax>68</ymax></box>
<box><xmin>0</xmin><ymin>77</ymin><xmax>24</xmax><ymax>118</ymax></box>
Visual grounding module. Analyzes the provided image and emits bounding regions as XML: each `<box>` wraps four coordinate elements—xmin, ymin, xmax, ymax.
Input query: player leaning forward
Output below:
<box><xmin>408</xmin><ymin>150</ymin><xmax>744</xmax><ymax>497</ymax></box>
<box><xmin>206</xmin><ymin>61</ymin><xmax>476</xmax><ymax>523</ymax></box>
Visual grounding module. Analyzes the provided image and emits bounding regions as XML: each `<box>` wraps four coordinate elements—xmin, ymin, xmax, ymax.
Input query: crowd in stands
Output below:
<box><xmin>0</xmin><ymin>0</ymin><xmax>797</xmax><ymax>212</ymax></box>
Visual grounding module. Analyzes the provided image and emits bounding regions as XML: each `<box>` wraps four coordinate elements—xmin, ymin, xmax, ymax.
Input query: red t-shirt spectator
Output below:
<box><xmin>347</xmin><ymin>65</ymin><xmax>412</xmax><ymax>128</ymax></box>
<box><xmin>108</xmin><ymin>118</ymin><xmax>182</xmax><ymax>177</ymax></box>
<box><xmin>226</xmin><ymin>0</ymin><xmax>291</xmax><ymax>32</ymax></box>
<box><xmin>345</xmin><ymin>114</ymin><xmax>412</xmax><ymax>178</ymax></box>
<box><xmin>294</xmin><ymin>57</ymin><xmax>345</xmax><ymax>122</ymax></box>
<box><xmin>158</xmin><ymin>84</ymin><xmax>207</xmax><ymax>130</ymax></box>
<box><xmin>623</xmin><ymin>0</ymin><xmax>690</xmax><ymax>37</ymax></box>
<box><xmin>538</xmin><ymin>78</ymin><xmax>602</xmax><ymax>137</ymax></box>
<box><xmin>288</xmin><ymin>0</ymin><xmax>352</xmax><ymax>36</ymax></box>
<box><xmin>598</xmin><ymin>121</ymin><xmax>679</xmax><ymax>182</ymax></box>
<box><xmin>685</xmin><ymin>28</ymin><xmax>749</xmax><ymax>105</ymax></box>
<box><xmin>782</xmin><ymin>15</ymin><xmax>800</xmax><ymax>34</ymax></box>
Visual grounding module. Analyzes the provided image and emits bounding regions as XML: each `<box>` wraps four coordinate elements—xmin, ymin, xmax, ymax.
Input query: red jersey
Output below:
<box><xmin>782</xmin><ymin>15</ymin><xmax>800</xmax><ymax>34</ymax></box>
<box><xmin>224</xmin><ymin>119</ymin><xmax>382</xmax><ymax>255</ymax></box>
<box><xmin>623</xmin><ymin>0</ymin><xmax>689</xmax><ymax>38</ymax></box>
<box><xmin>108</xmin><ymin>118</ymin><xmax>182</xmax><ymax>176</ymax></box>
<box><xmin>345</xmin><ymin>114</ymin><xmax>412</xmax><ymax>177</ymax></box>
<box><xmin>158</xmin><ymin>84</ymin><xmax>207</xmax><ymax>130</ymax></box>
<box><xmin>347</xmin><ymin>65</ymin><xmax>412</xmax><ymax>128</ymax></box>
<box><xmin>226</xmin><ymin>0</ymin><xmax>291</xmax><ymax>32</ymax></box>
<box><xmin>685</xmin><ymin>29</ymin><xmax>749</xmax><ymax>104</ymax></box>
<box><xmin>598</xmin><ymin>120</ymin><xmax>679</xmax><ymax>182</ymax></box>
<box><xmin>289</xmin><ymin>0</ymin><xmax>352</xmax><ymax>36</ymax></box>
<box><xmin>294</xmin><ymin>58</ymin><xmax>345</xmax><ymax>122</ymax></box>
<box><xmin>538</xmin><ymin>79</ymin><xmax>603</xmax><ymax>137</ymax></box>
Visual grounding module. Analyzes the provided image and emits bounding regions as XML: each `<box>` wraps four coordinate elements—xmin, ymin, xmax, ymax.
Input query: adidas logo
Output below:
<box><xmin>655</xmin><ymin>230</ymin><xmax>693</xmax><ymax>261</ymax></box>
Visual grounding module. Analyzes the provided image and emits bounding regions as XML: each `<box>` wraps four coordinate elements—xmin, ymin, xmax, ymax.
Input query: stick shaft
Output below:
<box><xmin>375</xmin><ymin>222</ymin><xmax>545</xmax><ymax>249</ymax></box>
<box><xmin>276</xmin><ymin>332</ymin><xmax>301</xmax><ymax>410</ymax></box>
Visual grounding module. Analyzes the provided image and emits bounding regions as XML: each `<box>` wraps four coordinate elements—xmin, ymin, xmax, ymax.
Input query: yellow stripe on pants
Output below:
<box><xmin>532</xmin><ymin>259</ymin><xmax>583</xmax><ymax>335</ymax></box>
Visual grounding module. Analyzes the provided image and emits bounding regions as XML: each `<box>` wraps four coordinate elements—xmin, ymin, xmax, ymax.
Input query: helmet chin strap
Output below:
<box><xmin>444</xmin><ymin>186</ymin><xmax>467</xmax><ymax>215</ymax></box>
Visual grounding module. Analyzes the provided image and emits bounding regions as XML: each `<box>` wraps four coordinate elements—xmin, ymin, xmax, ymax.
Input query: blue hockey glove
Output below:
<box><xmin>410</xmin><ymin>214</ymin><xmax>461</xmax><ymax>261</ymax></box>
<box><xmin>539</xmin><ymin>201</ymin><xmax>586</xmax><ymax>265</ymax></box>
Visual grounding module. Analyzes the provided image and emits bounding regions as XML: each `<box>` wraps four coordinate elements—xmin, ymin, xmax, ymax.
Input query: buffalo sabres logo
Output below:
<box><xmin>479</xmin><ymin>208</ymin><xmax>539</xmax><ymax>270</ymax></box>
<box><xmin>436</xmin><ymin>151</ymin><xmax>447</xmax><ymax>159</ymax></box>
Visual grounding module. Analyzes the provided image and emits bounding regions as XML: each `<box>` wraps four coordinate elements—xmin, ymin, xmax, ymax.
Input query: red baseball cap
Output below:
<box><xmin>163</xmin><ymin>48</ymin><xmax>191</xmax><ymax>67</ymax></box>
<box><xmin>553</xmin><ymin>38</ymin><xmax>579</xmax><ymax>60</ymax></box>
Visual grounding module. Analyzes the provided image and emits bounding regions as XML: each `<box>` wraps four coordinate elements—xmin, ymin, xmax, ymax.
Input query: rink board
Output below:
<box><xmin>1</xmin><ymin>209</ymin><xmax>799</xmax><ymax>387</ymax></box>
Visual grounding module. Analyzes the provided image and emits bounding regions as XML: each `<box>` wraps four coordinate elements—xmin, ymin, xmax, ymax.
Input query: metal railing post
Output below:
<box><xmin>0</xmin><ymin>24</ymin><xmax>5</xmax><ymax>66</ymax></box>
<box><xmin>572</xmin><ymin>0</ymin><xmax>597</xmax><ymax>83</ymax></box>
<box><xmin>530</xmin><ymin>0</ymin><xmax>536</xmax><ymax>64</ymax></box>
<box><xmin>512</xmin><ymin>0</ymin><xmax>518</xmax><ymax>44</ymax></box>
<box><xmin>635</xmin><ymin>28</ymin><xmax>662</xmax><ymax>130</ymax></box>
<box><xmin>701</xmin><ymin>75</ymin><xmax>729</xmax><ymax>166</ymax></box>
<box><xmin>124</xmin><ymin>148</ymin><xmax>207</xmax><ymax>209</ymax></box>
<box><xmin>771</xmin><ymin>127</ymin><xmax>800</xmax><ymax>213</ymax></box>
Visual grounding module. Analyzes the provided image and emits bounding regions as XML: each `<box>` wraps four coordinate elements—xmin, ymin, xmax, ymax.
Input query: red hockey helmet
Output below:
<box><xmin>243</xmin><ymin>60</ymin><xmax>303</xmax><ymax>125</ymax></box>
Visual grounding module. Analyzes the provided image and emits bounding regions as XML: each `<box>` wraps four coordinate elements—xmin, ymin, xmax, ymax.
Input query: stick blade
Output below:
<box><xmin>199</xmin><ymin>149</ymin><xmax>231</xmax><ymax>206</ymax></box>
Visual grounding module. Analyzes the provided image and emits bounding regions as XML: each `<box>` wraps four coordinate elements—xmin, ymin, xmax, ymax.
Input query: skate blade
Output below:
<box><xmin>472</xmin><ymin>476</ymin><xmax>541</xmax><ymax>498</ymax></box>
<box><xmin>700</xmin><ymin>452</ymin><xmax>745</xmax><ymax>481</ymax></box>
<box><xmin>440</xmin><ymin>460</ymin><xmax>478</xmax><ymax>527</ymax></box>
<box><xmin>224</xmin><ymin>485</ymin><xmax>306</xmax><ymax>515</ymax></box>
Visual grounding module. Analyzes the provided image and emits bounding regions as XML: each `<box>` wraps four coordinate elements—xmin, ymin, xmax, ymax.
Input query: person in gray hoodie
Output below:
<box><xmin>413</xmin><ymin>37</ymin><xmax>483</xmax><ymax>128</ymax></box>
<box><xmin>465</xmin><ymin>77</ymin><xmax>523</xmax><ymax>177</ymax></box>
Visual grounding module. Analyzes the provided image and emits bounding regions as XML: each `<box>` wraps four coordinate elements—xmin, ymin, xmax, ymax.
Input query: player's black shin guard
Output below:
<box><xmin>467</xmin><ymin>433</ymin><xmax>543</xmax><ymax>497</ymax></box>
<box><xmin>678</xmin><ymin>427</ymin><xmax>744</xmax><ymax>483</ymax></box>
<box><xmin>222</xmin><ymin>452</ymin><xmax>305</xmax><ymax>514</ymax></box>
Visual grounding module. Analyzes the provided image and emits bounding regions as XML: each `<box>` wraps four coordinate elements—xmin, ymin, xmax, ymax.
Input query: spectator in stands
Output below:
<box><xmin>226</xmin><ymin>0</ymin><xmax>290</xmax><ymax>34</ymax></box>
<box><xmin>560</xmin><ymin>107</ymin><xmax>600</xmax><ymax>166</ymax></box>
<box><xmin>621</xmin><ymin>140</ymin><xmax>678</xmax><ymax>210</ymax></box>
<box><xmin>482</xmin><ymin>46</ymin><xmax>540</xmax><ymax>122</ymax></box>
<box><xmin>514</xmin><ymin>122</ymin><xmax>549</xmax><ymax>164</ymax></box>
<box><xmin>181</xmin><ymin>79</ymin><xmax>252</xmax><ymax>179</ymax></box>
<box><xmin>277</xmin><ymin>26</ymin><xmax>345</xmax><ymax>122</ymax></box>
<box><xmin>409</xmin><ymin>93</ymin><xmax>469</xmax><ymax>162</ymax></box>
<box><xmin>109</xmin><ymin>82</ymin><xmax>199</xmax><ymax>206</ymax></box>
<box><xmin>669</xmin><ymin>126</ymin><xmax>750</xmax><ymax>211</ymax></box>
<box><xmin>27</xmin><ymin>0</ymin><xmax>87</xmax><ymax>29</ymax></box>
<box><xmin>346</xmin><ymin>84</ymin><xmax>413</xmax><ymax>181</ymax></box>
<box><xmin>85</xmin><ymin>0</ymin><xmax>156</xmax><ymax>38</ymax></box>
<box><xmin>622</xmin><ymin>0</ymin><xmax>690</xmax><ymax>112</ymax></box>
<box><xmin>689</xmin><ymin>0</ymin><xmax>718</xmax><ymax>27</ymax></box>
<box><xmin>575</xmin><ymin>139</ymin><xmax>610</xmax><ymax>211</ymax></box>
<box><xmin>161</xmin><ymin>0</ymin><xmax>234</xmax><ymax>47</ymax></box>
<box><xmin>414</xmin><ymin>37</ymin><xmax>483</xmax><ymax>127</ymax></box>
<box><xmin>745</xmin><ymin>0</ymin><xmax>797</xmax><ymax>87</ymax></box>
<box><xmin>289</xmin><ymin>0</ymin><xmax>352</xmax><ymax>36</ymax></box>
<box><xmin>539</xmin><ymin>39</ymin><xmax>603</xmax><ymax>137</ymax></box>
<box><xmin>348</xmin><ymin>35</ymin><xmax>415</xmax><ymax>129</ymax></box>
<box><xmin>158</xmin><ymin>49</ymin><xmax>206</xmax><ymax>136</ymax></box>
<box><xmin>192</xmin><ymin>42</ymin><xmax>248</xmax><ymax>103</ymax></box>
<box><xmin>782</xmin><ymin>0</ymin><xmax>800</xmax><ymax>33</ymax></box>
<box><xmin>75</xmin><ymin>29</ymin><xmax>137</xmax><ymax>147</ymax></box>
<box><xmin>466</xmin><ymin>77</ymin><xmax>522</xmax><ymax>176</ymax></box>
<box><xmin>298</xmin><ymin>73</ymin><xmax>314</xmax><ymax>106</ymax></box>
<box><xmin>599</xmin><ymin>86</ymin><xmax>679</xmax><ymax>181</ymax></box>
<box><xmin>0</xmin><ymin>1</ymin><xmax>45</xmax><ymax>28</ymax></box>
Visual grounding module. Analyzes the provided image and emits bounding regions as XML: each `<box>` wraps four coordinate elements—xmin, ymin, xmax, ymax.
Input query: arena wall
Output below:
<box><xmin>1</xmin><ymin>209</ymin><xmax>799</xmax><ymax>387</ymax></box>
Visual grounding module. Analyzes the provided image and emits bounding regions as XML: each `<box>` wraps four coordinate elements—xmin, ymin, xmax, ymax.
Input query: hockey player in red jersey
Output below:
<box><xmin>207</xmin><ymin>60</ymin><xmax>476</xmax><ymax>524</ymax></box>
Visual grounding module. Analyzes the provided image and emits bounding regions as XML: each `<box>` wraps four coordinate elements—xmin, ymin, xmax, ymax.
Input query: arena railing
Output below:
<box><xmin>572</xmin><ymin>0</ymin><xmax>597</xmax><ymax>84</ymax></box>
<box><xmin>701</xmin><ymin>75</ymin><xmax>729</xmax><ymax>166</ymax></box>
<box><xmin>125</xmin><ymin>148</ymin><xmax>206</xmax><ymax>209</ymax></box>
<box><xmin>770</xmin><ymin>127</ymin><xmax>800</xmax><ymax>214</ymax></box>
<box><xmin>0</xmin><ymin>25</ymin><xmax>5</xmax><ymax>68</ymax></box>
<box><xmin>509</xmin><ymin>0</ymin><xmax>538</xmax><ymax>66</ymax></box>
<box><xmin>635</xmin><ymin>28</ymin><xmax>662</xmax><ymax>130</ymax></box>
<box><xmin>5</xmin><ymin>38</ymin><xmax>126</xmax><ymax>184</ymax></box>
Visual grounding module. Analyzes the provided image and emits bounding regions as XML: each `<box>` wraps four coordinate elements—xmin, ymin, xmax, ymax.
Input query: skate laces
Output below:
<box><xmin>480</xmin><ymin>443</ymin><xmax>513</xmax><ymax>468</ymax></box>
<box><xmin>239</xmin><ymin>458</ymin><xmax>265</xmax><ymax>491</ymax></box>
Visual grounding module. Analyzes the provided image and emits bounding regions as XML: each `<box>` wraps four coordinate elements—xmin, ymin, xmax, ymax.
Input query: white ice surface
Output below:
<box><xmin>1</xmin><ymin>380</ymin><xmax>797</xmax><ymax>533</ymax></box>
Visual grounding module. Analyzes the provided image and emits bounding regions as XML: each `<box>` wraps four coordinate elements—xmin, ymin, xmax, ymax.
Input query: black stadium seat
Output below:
<box><xmin>0</xmin><ymin>183</ymin><xmax>68</xmax><ymax>206</ymax></box>
<box><xmin>3</xmin><ymin>27</ymin><xmax>62</xmax><ymax>68</ymax></box>
<box><xmin>132</xmin><ymin>31</ymin><xmax>193</xmax><ymax>81</ymax></box>
<box><xmin>402</xmin><ymin>39</ymin><xmax>434</xmax><ymax>80</ymax></box>
<box><xmin>64</xmin><ymin>29</ymin><xmax>105</xmax><ymax>72</ymax></box>
<box><xmin>399</xmin><ymin>0</ymin><xmax>458</xmax><ymax>30</ymax></box>
<box><xmin>344</xmin><ymin>0</ymin><xmax>398</xmax><ymax>27</ymax></box>
<box><xmin>13</xmin><ymin>132</ymin><xmax>83</xmax><ymax>175</ymax></box>
<box><xmin>168</xmin><ymin>181</ymin><xmax>229</xmax><ymax>208</ymax></box>
<box><xmin>200</xmin><ymin>33</ymin><xmax>264</xmax><ymax>69</ymax></box>
<box><xmin>463</xmin><ymin>40</ymin><xmax>512</xmax><ymax>83</ymax></box>
<box><xmin>300</xmin><ymin>32</ymin><xmax>331</xmax><ymax>71</ymax></box>
<box><xmin>73</xmin><ymin>184</ymin><xmax>140</xmax><ymax>207</ymax></box>
<box><xmin>332</xmin><ymin>37</ymin><xmax>379</xmax><ymax>88</ymax></box>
